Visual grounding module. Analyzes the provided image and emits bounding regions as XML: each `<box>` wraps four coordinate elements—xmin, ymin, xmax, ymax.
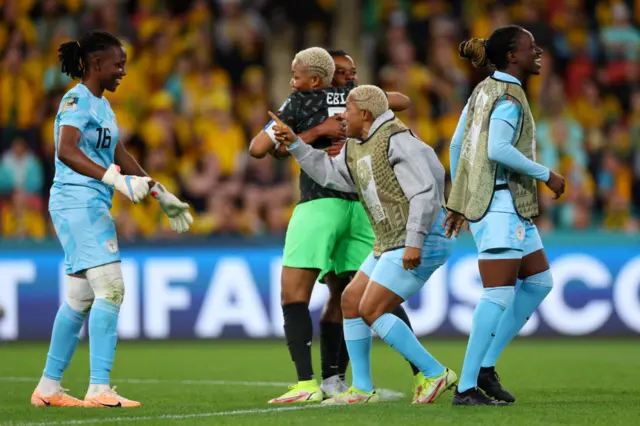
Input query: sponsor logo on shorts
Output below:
<box><xmin>515</xmin><ymin>225</ymin><xmax>525</xmax><ymax>241</ymax></box>
<box><xmin>107</xmin><ymin>239</ymin><xmax>119</xmax><ymax>253</ymax></box>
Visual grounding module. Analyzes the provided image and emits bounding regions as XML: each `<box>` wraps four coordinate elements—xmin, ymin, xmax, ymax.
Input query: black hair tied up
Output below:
<box><xmin>58</xmin><ymin>30</ymin><xmax>122</xmax><ymax>80</ymax></box>
<box><xmin>459</xmin><ymin>25</ymin><xmax>524</xmax><ymax>70</ymax></box>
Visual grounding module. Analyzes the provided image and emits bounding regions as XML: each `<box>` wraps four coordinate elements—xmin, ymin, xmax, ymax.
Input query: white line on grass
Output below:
<box><xmin>5</xmin><ymin>405</ymin><xmax>326</xmax><ymax>426</ymax></box>
<box><xmin>0</xmin><ymin>377</ymin><xmax>405</xmax><ymax>401</ymax></box>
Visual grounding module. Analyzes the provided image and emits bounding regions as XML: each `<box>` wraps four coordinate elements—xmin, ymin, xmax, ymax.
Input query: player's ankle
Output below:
<box><xmin>37</xmin><ymin>375</ymin><xmax>61</xmax><ymax>395</ymax></box>
<box><xmin>87</xmin><ymin>383</ymin><xmax>110</xmax><ymax>395</ymax></box>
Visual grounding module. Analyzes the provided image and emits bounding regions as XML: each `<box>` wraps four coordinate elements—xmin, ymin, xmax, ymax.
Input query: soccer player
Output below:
<box><xmin>249</xmin><ymin>47</ymin><xmax>417</xmax><ymax>403</ymax></box>
<box><xmin>445</xmin><ymin>26</ymin><xmax>565</xmax><ymax>406</ymax></box>
<box><xmin>321</xmin><ymin>48</ymin><xmax>425</xmax><ymax>397</ymax></box>
<box><xmin>31</xmin><ymin>31</ymin><xmax>193</xmax><ymax>408</ymax></box>
<box><xmin>269</xmin><ymin>84</ymin><xmax>458</xmax><ymax>405</ymax></box>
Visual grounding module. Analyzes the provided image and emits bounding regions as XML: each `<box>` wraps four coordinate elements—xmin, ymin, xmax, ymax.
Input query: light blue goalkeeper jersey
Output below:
<box><xmin>49</xmin><ymin>83</ymin><xmax>119</xmax><ymax>211</ymax></box>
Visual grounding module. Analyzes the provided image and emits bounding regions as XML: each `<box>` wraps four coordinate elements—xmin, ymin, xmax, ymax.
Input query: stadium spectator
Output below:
<box><xmin>0</xmin><ymin>0</ymin><xmax>638</xmax><ymax>240</ymax></box>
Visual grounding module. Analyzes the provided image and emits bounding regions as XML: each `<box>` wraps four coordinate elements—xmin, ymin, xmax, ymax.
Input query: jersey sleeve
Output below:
<box><xmin>487</xmin><ymin>96</ymin><xmax>550</xmax><ymax>182</ymax></box>
<box><xmin>58</xmin><ymin>94</ymin><xmax>91</xmax><ymax>133</ymax></box>
<box><xmin>264</xmin><ymin>95</ymin><xmax>300</xmax><ymax>142</ymax></box>
<box><xmin>489</xmin><ymin>95</ymin><xmax>522</xmax><ymax>131</ymax></box>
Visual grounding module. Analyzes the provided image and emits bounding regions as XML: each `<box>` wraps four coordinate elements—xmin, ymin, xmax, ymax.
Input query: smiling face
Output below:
<box><xmin>510</xmin><ymin>30</ymin><xmax>543</xmax><ymax>76</ymax></box>
<box><xmin>95</xmin><ymin>45</ymin><xmax>127</xmax><ymax>92</ymax></box>
<box><xmin>332</xmin><ymin>55</ymin><xmax>357</xmax><ymax>87</ymax></box>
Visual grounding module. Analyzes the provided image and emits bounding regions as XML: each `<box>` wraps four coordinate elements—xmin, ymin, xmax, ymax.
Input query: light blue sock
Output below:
<box><xmin>89</xmin><ymin>299</ymin><xmax>120</xmax><ymax>385</ymax></box>
<box><xmin>482</xmin><ymin>270</ymin><xmax>553</xmax><ymax>368</ymax></box>
<box><xmin>458</xmin><ymin>286</ymin><xmax>514</xmax><ymax>392</ymax></box>
<box><xmin>371</xmin><ymin>313</ymin><xmax>445</xmax><ymax>378</ymax></box>
<box><xmin>343</xmin><ymin>318</ymin><xmax>373</xmax><ymax>392</ymax></box>
<box><xmin>43</xmin><ymin>303</ymin><xmax>87</xmax><ymax>381</ymax></box>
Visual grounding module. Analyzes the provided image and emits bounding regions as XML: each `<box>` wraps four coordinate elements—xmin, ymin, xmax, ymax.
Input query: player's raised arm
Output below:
<box><xmin>387</xmin><ymin>92</ymin><xmax>412</xmax><ymax>112</ymax></box>
<box><xmin>269</xmin><ymin>111</ymin><xmax>356</xmax><ymax>192</ymax></box>
<box><xmin>249</xmin><ymin>97</ymin><xmax>299</xmax><ymax>159</ymax></box>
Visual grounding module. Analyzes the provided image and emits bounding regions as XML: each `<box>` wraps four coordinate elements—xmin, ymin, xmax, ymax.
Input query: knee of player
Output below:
<box><xmin>66</xmin><ymin>275</ymin><xmax>95</xmax><ymax>313</ymax></box>
<box><xmin>86</xmin><ymin>262</ymin><xmax>126</xmax><ymax>306</ymax></box>
<box><xmin>523</xmin><ymin>268</ymin><xmax>554</xmax><ymax>292</ymax></box>
<box><xmin>324</xmin><ymin>292</ymin><xmax>342</xmax><ymax>312</ymax></box>
<box><xmin>358</xmin><ymin>300</ymin><xmax>386</xmax><ymax>326</ymax></box>
<box><xmin>340</xmin><ymin>287</ymin><xmax>360</xmax><ymax>318</ymax></box>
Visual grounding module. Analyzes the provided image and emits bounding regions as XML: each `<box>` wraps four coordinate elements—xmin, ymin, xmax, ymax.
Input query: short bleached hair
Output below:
<box><xmin>347</xmin><ymin>85</ymin><xmax>389</xmax><ymax>119</ymax></box>
<box><xmin>293</xmin><ymin>47</ymin><xmax>335</xmax><ymax>86</ymax></box>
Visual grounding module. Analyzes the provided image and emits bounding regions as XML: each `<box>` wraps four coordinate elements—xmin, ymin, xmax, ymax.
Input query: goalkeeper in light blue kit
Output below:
<box><xmin>31</xmin><ymin>31</ymin><xmax>193</xmax><ymax>408</ymax></box>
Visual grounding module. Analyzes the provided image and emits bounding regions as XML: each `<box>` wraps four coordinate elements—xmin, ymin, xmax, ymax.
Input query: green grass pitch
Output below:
<box><xmin>0</xmin><ymin>339</ymin><xmax>638</xmax><ymax>425</ymax></box>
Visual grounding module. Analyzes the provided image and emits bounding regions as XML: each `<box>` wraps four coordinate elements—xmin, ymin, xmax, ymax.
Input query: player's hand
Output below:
<box><xmin>268</xmin><ymin>111</ymin><xmax>297</xmax><ymax>146</ymax></box>
<box><xmin>317</xmin><ymin>115</ymin><xmax>346</xmax><ymax>140</ymax></box>
<box><xmin>102</xmin><ymin>164</ymin><xmax>152</xmax><ymax>204</ymax></box>
<box><xmin>402</xmin><ymin>246</ymin><xmax>422</xmax><ymax>270</ymax></box>
<box><xmin>443</xmin><ymin>210</ymin><xmax>465</xmax><ymax>238</ymax></box>
<box><xmin>151</xmin><ymin>182</ymin><xmax>194</xmax><ymax>233</ymax></box>
<box><xmin>545</xmin><ymin>171</ymin><xmax>565</xmax><ymax>200</ymax></box>
<box><xmin>325</xmin><ymin>141</ymin><xmax>345</xmax><ymax>157</ymax></box>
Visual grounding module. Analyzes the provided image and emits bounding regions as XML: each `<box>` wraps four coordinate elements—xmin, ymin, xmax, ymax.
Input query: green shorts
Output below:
<box><xmin>282</xmin><ymin>198</ymin><xmax>374</xmax><ymax>283</ymax></box>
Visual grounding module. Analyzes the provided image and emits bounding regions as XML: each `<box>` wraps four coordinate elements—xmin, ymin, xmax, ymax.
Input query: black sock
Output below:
<box><xmin>337</xmin><ymin>336</ymin><xmax>350</xmax><ymax>380</ymax></box>
<box><xmin>320</xmin><ymin>321</ymin><xmax>343</xmax><ymax>380</ymax></box>
<box><xmin>392</xmin><ymin>305</ymin><xmax>420</xmax><ymax>376</ymax></box>
<box><xmin>283</xmin><ymin>302</ymin><xmax>314</xmax><ymax>381</ymax></box>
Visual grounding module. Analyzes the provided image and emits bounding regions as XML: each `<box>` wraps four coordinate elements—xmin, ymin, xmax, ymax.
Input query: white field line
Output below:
<box><xmin>4</xmin><ymin>405</ymin><xmax>326</xmax><ymax>426</ymax></box>
<box><xmin>0</xmin><ymin>376</ymin><xmax>405</xmax><ymax>425</ymax></box>
<box><xmin>0</xmin><ymin>377</ymin><xmax>405</xmax><ymax>400</ymax></box>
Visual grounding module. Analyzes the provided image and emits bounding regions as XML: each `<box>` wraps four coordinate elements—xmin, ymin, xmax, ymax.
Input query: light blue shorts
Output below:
<box><xmin>359</xmin><ymin>209</ymin><xmax>455</xmax><ymax>300</ymax></box>
<box><xmin>50</xmin><ymin>206</ymin><xmax>120</xmax><ymax>275</ymax></box>
<box><xmin>469</xmin><ymin>211</ymin><xmax>543</xmax><ymax>260</ymax></box>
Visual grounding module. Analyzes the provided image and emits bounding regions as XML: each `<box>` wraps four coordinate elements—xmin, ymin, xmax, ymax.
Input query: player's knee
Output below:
<box><xmin>523</xmin><ymin>269</ymin><xmax>553</xmax><ymax>292</ymax></box>
<box><xmin>86</xmin><ymin>262</ymin><xmax>125</xmax><ymax>306</ymax></box>
<box><xmin>280</xmin><ymin>269</ymin><xmax>315</xmax><ymax>305</ymax></box>
<box><xmin>357</xmin><ymin>300</ymin><xmax>385</xmax><ymax>326</ymax></box>
<box><xmin>340</xmin><ymin>286</ymin><xmax>361</xmax><ymax>318</ymax></box>
<box><xmin>65</xmin><ymin>275</ymin><xmax>95</xmax><ymax>313</ymax></box>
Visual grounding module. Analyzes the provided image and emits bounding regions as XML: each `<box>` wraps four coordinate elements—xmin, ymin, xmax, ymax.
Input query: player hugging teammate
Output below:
<box><xmin>270</xmin><ymin>84</ymin><xmax>458</xmax><ymax>405</ymax></box>
<box><xmin>249</xmin><ymin>47</ymin><xmax>426</xmax><ymax>403</ymax></box>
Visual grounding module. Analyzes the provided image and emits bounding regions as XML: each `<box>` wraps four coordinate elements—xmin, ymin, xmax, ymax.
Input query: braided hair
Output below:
<box><xmin>58</xmin><ymin>30</ymin><xmax>122</xmax><ymax>80</ymax></box>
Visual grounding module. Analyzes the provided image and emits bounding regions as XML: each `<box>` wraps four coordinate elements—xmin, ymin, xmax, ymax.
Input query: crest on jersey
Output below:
<box><xmin>106</xmin><ymin>239</ymin><xmax>119</xmax><ymax>253</ymax></box>
<box><xmin>515</xmin><ymin>225</ymin><xmax>525</xmax><ymax>241</ymax></box>
<box><xmin>61</xmin><ymin>97</ymin><xmax>78</xmax><ymax>112</ymax></box>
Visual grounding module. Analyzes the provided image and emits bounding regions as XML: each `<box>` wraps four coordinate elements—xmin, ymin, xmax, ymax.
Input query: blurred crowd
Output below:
<box><xmin>0</xmin><ymin>0</ymin><xmax>638</xmax><ymax>241</ymax></box>
<box><xmin>366</xmin><ymin>0</ymin><xmax>640</xmax><ymax>233</ymax></box>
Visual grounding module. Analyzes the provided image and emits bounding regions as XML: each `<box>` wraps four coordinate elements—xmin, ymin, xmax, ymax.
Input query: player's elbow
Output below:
<box><xmin>388</xmin><ymin>92</ymin><xmax>412</xmax><ymax>112</ymax></box>
<box><xmin>248</xmin><ymin>137</ymin><xmax>267</xmax><ymax>159</ymax></box>
<box><xmin>487</xmin><ymin>143</ymin><xmax>501</xmax><ymax>163</ymax></box>
<box><xmin>57</xmin><ymin>144</ymin><xmax>73</xmax><ymax>166</ymax></box>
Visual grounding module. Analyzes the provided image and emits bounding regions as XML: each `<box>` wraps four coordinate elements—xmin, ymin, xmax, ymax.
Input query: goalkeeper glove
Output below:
<box><xmin>150</xmin><ymin>182</ymin><xmax>194</xmax><ymax>233</ymax></box>
<box><xmin>102</xmin><ymin>164</ymin><xmax>151</xmax><ymax>204</ymax></box>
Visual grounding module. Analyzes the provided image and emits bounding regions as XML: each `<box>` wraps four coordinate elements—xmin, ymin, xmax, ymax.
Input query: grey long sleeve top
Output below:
<box><xmin>287</xmin><ymin>110</ymin><xmax>445</xmax><ymax>248</ymax></box>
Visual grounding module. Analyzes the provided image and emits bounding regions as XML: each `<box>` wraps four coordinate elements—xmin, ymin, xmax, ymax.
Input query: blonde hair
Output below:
<box><xmin>347</xmin><ymin>85</ymin><xmax>389</xmax><ymax>120</ymax></box>
<box><xmin>459</xmin><ymin>38</ymin><xmax>488</xmax><ymax>68</ymax></box>
<box><xmin>292</xmin><ymin>47</ymin><xmax>335</xmax><ymax>86</ymax></box>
